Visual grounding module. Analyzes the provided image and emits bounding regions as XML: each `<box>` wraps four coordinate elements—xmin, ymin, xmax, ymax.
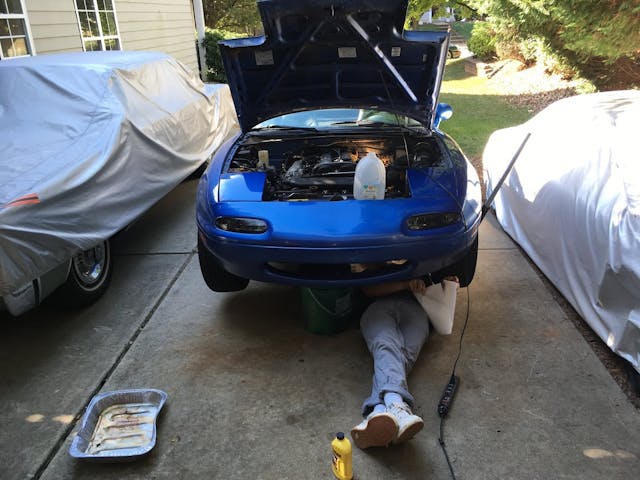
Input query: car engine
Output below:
<box><xmin>225</xmin><ymin>135</ymin><xmax>443</xmax><ymax>201</ymax></box>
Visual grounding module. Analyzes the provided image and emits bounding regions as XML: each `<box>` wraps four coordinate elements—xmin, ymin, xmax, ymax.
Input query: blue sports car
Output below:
<box><xmin>196</xmin><ymin>0</ymin><xmax>482</xmax><ymax>292</ymax></box>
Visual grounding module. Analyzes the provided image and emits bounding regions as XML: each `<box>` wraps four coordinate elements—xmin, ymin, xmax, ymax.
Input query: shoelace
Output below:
<box><xmin>389</xmin><ymin>403</ymin><xmax>412</xmax><ymax>418</ymax></box>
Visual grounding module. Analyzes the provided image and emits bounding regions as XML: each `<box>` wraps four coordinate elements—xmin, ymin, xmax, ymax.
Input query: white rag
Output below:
<box><xmin>413</xmin><ymin>280</ymin><xmax>458</xmax><ymax>335</ymax></box>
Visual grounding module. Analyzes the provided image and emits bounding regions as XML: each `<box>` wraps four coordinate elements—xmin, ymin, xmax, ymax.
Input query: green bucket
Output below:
<box><xmin>300</xmin><ymin>287</ymin><xmax>354</xmax><ymax>334</ymax></box>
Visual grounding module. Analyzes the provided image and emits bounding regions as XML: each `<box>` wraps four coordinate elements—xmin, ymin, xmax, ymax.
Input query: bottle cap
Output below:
<box><xmin>336</xmin><ymin>432</ymin><xmax>345</xmax><ymax>440</ymax></box>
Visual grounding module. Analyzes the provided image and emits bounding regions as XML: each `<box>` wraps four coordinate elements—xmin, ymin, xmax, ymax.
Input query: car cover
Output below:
<box><xmin>484</xmin><ymin>90</ymin><xmax>640</xmax><ymax>372</ymax></box>
<box><xmin>0</xmin><ymin>51</ymin><xmax>239</xmax><ymax>296</ymax></box>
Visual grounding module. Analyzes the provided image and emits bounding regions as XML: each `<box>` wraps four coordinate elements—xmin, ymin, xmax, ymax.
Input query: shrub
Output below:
<box><xmin>203</xmin><ymin>28</ymin><xmax>245</xmax><ymax>83</ymax></box>
<box><xmin>516</xmin><ymin>37</ymin><xmax>545</xmax><ymax>65</ymax></box>
<box><xmin>496</xmin><ymin>36</ymin><xmax>544</xmax><ymax>67</ymax></box>
<box><xmin>468</xmin><ymin>22</ymin><xmax>496</xmax><ymax>61</ymax></box>
<box><xmin>495</xmin><ymin>40</ymin><xmax>523</xmax><ymax>63</ymax></box>
<box><xmin>469</xmin><ymin>0</ymin><xmax>640</xmax><ymax>89</ymax></box>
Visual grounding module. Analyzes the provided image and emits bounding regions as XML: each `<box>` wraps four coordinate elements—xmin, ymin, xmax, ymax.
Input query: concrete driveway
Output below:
<box><xmin>1</xmin><ymin>178</ymin><xmax>639</xmax><ymax>480</ymax></box>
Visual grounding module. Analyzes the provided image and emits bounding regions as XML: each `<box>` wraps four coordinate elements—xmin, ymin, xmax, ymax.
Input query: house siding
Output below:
<box><xmin>23</xmin><ymin>0</ymin><xmax>198</xmax><ymax>71</ymax></box>
<box><xmin>27</xmin><ymin>1</ymin><xmax>81</xmax><ymax>54</ymax></box>
<box><xmin>117</xmin><ymin>0</ymin><xmax>197</xmax><ymax>71</ymax></box>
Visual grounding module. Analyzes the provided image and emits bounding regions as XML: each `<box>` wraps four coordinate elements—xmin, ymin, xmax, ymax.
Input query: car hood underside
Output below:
<box><xmin>220</xmin><ymin>0</ymin><xmax>449</xmax><ymax>132</ymax></box>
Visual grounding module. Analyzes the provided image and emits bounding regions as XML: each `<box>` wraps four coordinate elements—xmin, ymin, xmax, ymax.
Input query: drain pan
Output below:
<box><xmin>69</xmin><ymin>388</ymin><xmax>167</xmax><ymax>461</ymax></box>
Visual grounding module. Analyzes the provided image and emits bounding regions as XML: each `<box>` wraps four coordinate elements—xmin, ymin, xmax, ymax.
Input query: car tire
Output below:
<box><xmin>49</xmin><ymin>240</ymin><xmax>113</xmax><ymax>307</ymax></box>
<box><xmin>198</xmin><ymin>237</ymin><xmax>249</xmax><ymax>292</ymax></box>
<box><xmin>434</xmin><ymin>236</ymin><xmax>478</xmax><ymax>288</ymax></box>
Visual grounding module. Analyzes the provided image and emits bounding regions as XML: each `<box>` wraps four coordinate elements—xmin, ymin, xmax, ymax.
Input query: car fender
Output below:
<box><xmin>1</xmin><ymin>260</ymin><xmax>70</xmax><ymax>316</ymax></box>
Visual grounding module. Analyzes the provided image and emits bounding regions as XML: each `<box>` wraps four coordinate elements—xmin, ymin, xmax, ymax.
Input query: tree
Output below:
<box><xmin>406</xmin><ymin>0</ymin><xmax>440</xmax><ymax>27</ymax></box>
<box><xmin>467</xmin><ymin>0</ymin><xmax>640</xmax><ymax>88</ymax></box>
<box><xmin>203</xmin><ymin>0</ymin><xmax>262</xmax><ymax>34</ymax></box>
<box><xmin>406</xmin><ymin>0</ymin><xmax>479</xmax><ymax>27</ymax></box>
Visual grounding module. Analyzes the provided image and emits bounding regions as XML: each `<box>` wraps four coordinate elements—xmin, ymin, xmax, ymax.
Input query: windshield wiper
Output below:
<box><xmin>251</xmin><ymin>125</ymin><xmax>318</xmax><ymax>132</ymax></box>
<box><xmin>329</xmin><ymin>120</ymin><xmax>424</xmax><ymax>132</ymax></box>
<box><xmin>328</xmin><ymin>120</ymin><xmax>361</xmax><ymax>126</ymax></box>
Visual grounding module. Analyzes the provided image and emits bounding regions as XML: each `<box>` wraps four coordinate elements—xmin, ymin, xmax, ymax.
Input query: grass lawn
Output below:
<box><xmin>438</xmin><ymin>58</ymin><xmax>533</xmax><ymax>161</ymax></box>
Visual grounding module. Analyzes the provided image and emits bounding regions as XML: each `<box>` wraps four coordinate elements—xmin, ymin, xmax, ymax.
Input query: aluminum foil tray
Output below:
<box><xmin>69</xmin><ymin>388</ymin><xmax>168</xmax><ymax>461</ymax></box>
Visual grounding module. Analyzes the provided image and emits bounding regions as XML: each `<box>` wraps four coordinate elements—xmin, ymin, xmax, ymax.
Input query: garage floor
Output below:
<box><xmin>1</xmin><ymin>179</ymin><xmax>639</xmax><ymax>479</ymax></box>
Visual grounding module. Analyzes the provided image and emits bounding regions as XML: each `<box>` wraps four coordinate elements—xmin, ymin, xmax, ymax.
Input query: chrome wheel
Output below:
<box><xmin>71</xmin><ymin>242</ymin><xmax>110</xmax><ymax>291</ymax></box>
<box><xmin>48</xmin><ymin>240</ymin><xmax>113</xmax><ymax>307</ymax></box>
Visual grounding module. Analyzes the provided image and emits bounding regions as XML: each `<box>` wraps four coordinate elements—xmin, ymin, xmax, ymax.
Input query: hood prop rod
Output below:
<box><xmin>481</xmin><ymin>132</ymin><xmax>531</xmax><ymax>221</ymax></box>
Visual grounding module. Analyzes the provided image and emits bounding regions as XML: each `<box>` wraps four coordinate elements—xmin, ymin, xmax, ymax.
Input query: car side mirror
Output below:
<box><xmin>434</xmin><ymin>103</ymin><xmax>453</xmax><ymax>130</ymax></box>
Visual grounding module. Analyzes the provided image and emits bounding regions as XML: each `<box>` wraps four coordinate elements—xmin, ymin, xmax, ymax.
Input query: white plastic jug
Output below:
<box><xmin>353</xmin><ymin>152</ymin><xmax>386</xmax><ymax>200</ymax></box>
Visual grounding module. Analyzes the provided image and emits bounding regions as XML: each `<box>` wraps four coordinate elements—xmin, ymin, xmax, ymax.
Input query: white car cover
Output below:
<box><xmin>0</xmin><ymin>51</ymin><xmax>239</xmax><ymax>296</ymax></box>
<box><xmin>484</xmin><ymin>90</ymin><xmax>640</xmax><ymax>372</ymax></box>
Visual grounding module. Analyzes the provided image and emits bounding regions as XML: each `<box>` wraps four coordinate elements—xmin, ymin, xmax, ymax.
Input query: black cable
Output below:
<box><xmin>439</xmin><ymin>417</ymin><xmax>457</xmax><ymax>480</ymax></box>
<box><xmin>438</xmin><ymin>285</ymin><xmax>471</xmax><ymax>480</ymax></box>
<box><xmin>451</xmin><ymin>286</ymin><xmax>471</xmax><ymax>377</ymax></box>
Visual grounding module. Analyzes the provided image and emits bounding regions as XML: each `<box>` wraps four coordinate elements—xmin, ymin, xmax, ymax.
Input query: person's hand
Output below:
<box><xmin>408</xmin><ymin>278</ymin><xmax>427</xmax><ymax>294</ymax></box>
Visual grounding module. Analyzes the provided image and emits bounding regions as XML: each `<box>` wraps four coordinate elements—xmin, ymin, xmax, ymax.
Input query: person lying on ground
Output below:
<box><xmin>351</xmin><ymin>275</ymin><xmax>459</xmax><ymax>449</ymax></box>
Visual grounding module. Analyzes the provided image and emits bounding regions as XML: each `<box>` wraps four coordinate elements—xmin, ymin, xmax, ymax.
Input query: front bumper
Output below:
<box><xmin>197</xmin><ymin>224</ymin><xmax>478</xmax><ymax>287</ymax></box>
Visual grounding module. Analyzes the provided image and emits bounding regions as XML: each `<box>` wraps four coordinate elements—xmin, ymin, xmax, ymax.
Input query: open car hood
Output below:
<box><xmin>220</xmin><ymin>0</ymin><xmax>449</xmax><ymax>132</ymax></box>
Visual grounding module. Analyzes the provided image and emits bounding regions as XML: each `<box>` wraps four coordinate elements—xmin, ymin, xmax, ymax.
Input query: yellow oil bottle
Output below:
<box><xmin>331</xmin><ymin>432</ymin><xmax>353</xmax><ymax>480</ymax></box>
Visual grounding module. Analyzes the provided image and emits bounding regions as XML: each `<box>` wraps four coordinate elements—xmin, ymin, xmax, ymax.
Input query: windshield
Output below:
<box><xmin>253</xmin><ymin>109</ymin><xmax>424</xmax><ymax>130</ymax></box>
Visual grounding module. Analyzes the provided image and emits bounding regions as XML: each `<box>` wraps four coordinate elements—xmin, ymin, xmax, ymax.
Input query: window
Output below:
<box><xmin>0</xmin><ymin>0</ymin><xmax>33</xmax><ymax>59</ymax></box>
<box><xmin>75</xmin><ymin>0</ymin><xmax>121</xmax><ymax>52</ymax></box>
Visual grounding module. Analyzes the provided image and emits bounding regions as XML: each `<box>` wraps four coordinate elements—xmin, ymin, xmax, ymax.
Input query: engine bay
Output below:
<box><xmin>225</xmin><ymin>134</ymin><xmax>444</xmax><ymax>201</ymax></box>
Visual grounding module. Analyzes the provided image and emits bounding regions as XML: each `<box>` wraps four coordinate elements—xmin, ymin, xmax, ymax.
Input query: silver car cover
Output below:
<box><xmin>0</xmin><ymin>51</ymin><xmax>239</xmax><ymax>296</ymax></box>
<box><xmin>484</xmin><ymin>90</ymin><xmax>640</xmax><ymax>373</ymax></box>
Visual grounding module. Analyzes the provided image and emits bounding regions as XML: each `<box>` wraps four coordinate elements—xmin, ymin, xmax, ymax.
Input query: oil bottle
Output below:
<box><xmin>331</xmin><ymin>432</ymin><xmax>353</xmax><ymax>480</ymax></box>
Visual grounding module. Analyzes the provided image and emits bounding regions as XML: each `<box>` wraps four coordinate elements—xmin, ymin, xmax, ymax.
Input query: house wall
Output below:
<box><xmin>27</xmin><ymin>1</ymin><xmax>81</xmax><ymax>54</ymax></box>
<box><xmin>117</xmin><ymin>0</ymin><xmax>197</xmax><ymax>71</ymax></box>
<box><xmin>24</xmin><ymin>0</ymin><xmax>198</xmax><ymax>72</ymax></box>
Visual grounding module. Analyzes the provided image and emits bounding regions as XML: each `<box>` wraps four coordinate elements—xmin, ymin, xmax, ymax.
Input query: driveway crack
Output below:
<box><xmin>31</xmin><ymin>252</ymin><xmax>194</xmax><ymax>479</ymax></box>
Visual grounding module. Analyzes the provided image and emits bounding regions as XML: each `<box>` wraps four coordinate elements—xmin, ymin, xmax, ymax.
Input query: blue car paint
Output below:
<box><xmin>195</xmin><ymin>129</ymin><xmax>481</xmax><ymax>287</ymax></box>
<box><xmin>218</xmin><ymin>172</ymin><xmax>266</xmax><ymax>202</ymax></box>
<box><xmin>197</xmin><ymin>232</ymin><xmax>471</xmax><ymax>288</ymax></box>
<box><xmin>195</xmin><ymin>0</ymin><xmax>482</xmax><ymax>289</ymax></box>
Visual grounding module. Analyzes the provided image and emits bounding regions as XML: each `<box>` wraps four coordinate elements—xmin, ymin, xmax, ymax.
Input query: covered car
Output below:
<box><xmin>0</xmin><ymin>51</ymin><xmax>239</xmax><ymax>315</ymax></box>
<box><xmin>196</xmin><ymin>0</ymin><xmax>482</xmax><ymax>292</ymax></box>
<box><xmin>484</xmin><ymin>90</ymin><xmax>640</xmax><ymax>373</ymax></box>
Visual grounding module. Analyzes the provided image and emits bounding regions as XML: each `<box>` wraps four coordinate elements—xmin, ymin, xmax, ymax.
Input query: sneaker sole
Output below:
<box><xmin>351</xmin><ymin>415</ymin><xmax>398</xmax><ymax>449</ymax></box>
<box><xmin>394</xmin><ymin>419</ymin><xmax>424</xmax><ymax>444</ymax></box>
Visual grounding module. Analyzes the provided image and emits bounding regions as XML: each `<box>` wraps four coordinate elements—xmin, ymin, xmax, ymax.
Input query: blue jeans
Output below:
<box><xmin>360</xmin><ymin>291</ymin><xmax>430</xmax><ymax>416</ymax></box>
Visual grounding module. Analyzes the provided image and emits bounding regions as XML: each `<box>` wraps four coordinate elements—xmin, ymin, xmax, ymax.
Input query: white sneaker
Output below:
<box><xmin>388</xmin><ymin>403</ymin><xmax>424</xmax><ymax>444</ymax></box>
<box><xmin>350</xmin><ymin>411</ymin><xmax>399</xmax><ymax>449</ymax></box>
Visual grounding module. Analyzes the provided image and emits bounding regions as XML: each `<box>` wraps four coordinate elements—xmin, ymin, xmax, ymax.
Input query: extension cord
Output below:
<box><xmin>438</xmin><ymin>374</ymin><xmax>459</xmax><ymax>418</ymax></box>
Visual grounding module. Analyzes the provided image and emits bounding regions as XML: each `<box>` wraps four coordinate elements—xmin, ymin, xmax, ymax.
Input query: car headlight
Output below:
<box><xmin>215</xmin><ymin>217</ymin><xmax>268</xmax><ymax>234</ymax></box>
<box><xmin>406</xmin><ymin>212</ymin><xmax>461</xmax><ymax>230</ymax></box>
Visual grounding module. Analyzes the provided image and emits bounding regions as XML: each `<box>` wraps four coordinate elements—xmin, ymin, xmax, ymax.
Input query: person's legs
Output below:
<box><xmin>396</xmin><ymin>294</ymin><xmax>430</xmax><ymax>376</ymax></box>
<box><xmin>386</xmin><ymin>294</ymin><xmax>429</xmax><ymax>443</ymax></box>
<box><xmin>360</xmin><ymin>293</ymin><xmax>429</xmax><ymax>415</ymax></box>
<box><xmin>352</xmin><ymin>293</ymin><xmax>429</xmax><ymax>448</ymax></box>
<box><xmin>351</xmin><ymin>296</ymin><xmax>402</xmax><ymax>448</ymax></box>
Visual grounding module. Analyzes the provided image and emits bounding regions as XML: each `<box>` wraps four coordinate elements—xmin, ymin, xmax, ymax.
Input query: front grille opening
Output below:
<box><xmin>266</xmin><ymin>260</ymin><xmax>409</xmax><ymax>280</ymax></box>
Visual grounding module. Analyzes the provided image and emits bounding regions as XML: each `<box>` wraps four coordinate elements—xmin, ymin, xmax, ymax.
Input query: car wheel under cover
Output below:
<box><xmin>434</xmin><ymin>237</ymin><xmax>478</xmax><ymax>288</ymax></box>
<box><xmin>50</xmin><ymin>240</ymin><xmax>113</xmax><ymax>307</ymax></box>
<box><xmin>198</xmin><ymin>236</ymin><xmax>249</xmax><ymax>292</ymax></box>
